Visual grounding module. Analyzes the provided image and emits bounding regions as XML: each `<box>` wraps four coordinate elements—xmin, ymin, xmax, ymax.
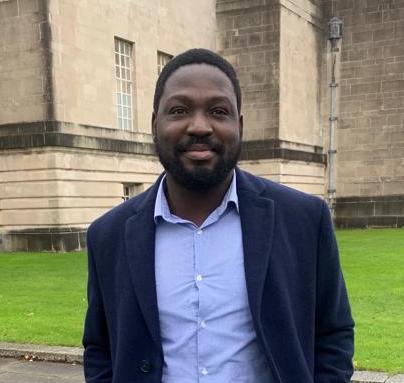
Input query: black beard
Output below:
<box><xmin>155</xmin><ymin>138</ymin><xmax>241</xmax><ymax>190</ymax></box>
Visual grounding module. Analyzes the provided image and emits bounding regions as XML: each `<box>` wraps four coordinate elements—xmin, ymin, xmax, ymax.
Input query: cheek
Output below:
<box><xmin>222</xmin><ymin>130</ymin><xmax>241</xmax><ymax>145</ymax></box>
<box><xmin>156</xmin><ymin>123</ymin><xmax>184</xmax><ymax>142</ymax></box>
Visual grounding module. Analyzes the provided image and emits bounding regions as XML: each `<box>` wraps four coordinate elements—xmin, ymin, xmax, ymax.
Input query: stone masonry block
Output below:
<box><xmin>252</xmin><ymin>51</ymin><xmax>266</xmax><ymax>66</ymax></box>
<box><xmin>382</xmin><ymin>8</ymin><xmax>404</xmax><ymax>22</ymax></box>
<box><xmin>341</xmin><ymin>100</ymin><xmax>362</xmax><ymax>113</ymax></box>
<box><xmin>373</xmin><ymin>26</ymin><xmax>395</xmax><ymax>41</ymax></box>
<box><xmin>396</xmin><ymin>23</ymin><xmax>404</xmax><ymax>39</ymax></box>
<box><xmin>239</xmin><ymin>53</ymin><xmax>252</xmax><ymax>66</ymax></box>
<box><xmin>248</xmin><ymin>32</ymin><xmax>262</xmax><ymax>46</ymax></box>
<box><xmin>351</xmin><ymin>82</ymin><xmax>381</xmax><ymax>95</ymax></box>
<box><xmin>386</xmin><ymin>61</ymin><xmax>404</xmax><ymax>75</ymax></box>
<box><xmin>366</xmin><ymin>11</ymin><xmax>382</xmax><ymax>24</ymax></box>
<box><xmin>384</xmin><ymin>44</ymin><xmax>404</xmax><ymax>58</ymax></box>
<box><xmin>352</xmin><ymin>30</ymin><xmax>369</xmax><ymax>44</ymax></box>
<box><xmin>262</xmin><ymin>10</ymin><xmax>275</xmax><ymax>26</ymax></box>
<box><xmin>367</xmin><ymin>46</ymin><xmax>384</xmax><ymax>60</ymax></box>
<box><xmin>382</xmin><ymin>80</ymin><xmax>404</xmax><ymax>92</ymax></box>
<box><xmin>359</xmin><ymin>64</ymin><xmax>384</xmax><ymax>78</ymax></box>
<box><xmin>0</xmin><ymin>0</ymin><xmax>18</xmax><ymax>18</ymax></box>
<box><xmin>370</xmin><ymin>115</ymin><xmax>388</xmax><ymax>128</ymax></box>
<box><xmin>362</xmin><ymin>99</ymin><xmax>382</xmax><ymax>112</ymax></box>
<box><xmin>234</xmin><ymin>12</ymin><xmax>262</xmax><ymax>29</ymax></box>
<box><xmin>18</xmin><ymin>0</ymin><xmax>40</xmax><ymax>15</ymax></box>
<box><xmin>341</xmin><ymin>65</ymin><xmax>356</xmax><ymax>79</ymax></box>
<box><xmin>217</xmin><ymin>15</ymin><xmax>234</xmax><ymax>31</ymax></box>
<box><xmin>335</xmin><ymin>0</ymin><xmax>354</xmax><ymax>11</ymax></box>
<box><xmin>250</xmin><ymin>70</ymin><xmax>266</xmax><ymax>84</ymax></box>
<box><xmin>384</xmin><ymin>96</ymin><xmax>403</xmax><ymax>111</ymax></box>
<box><xmin>232</xmin><ymin>34</ymin><xmax>247</xmax><ymax>48</ymax></box>
<box><xmin>387</xmin><ymin>114</ymin><xmax>403</xmax><ymax>126</ymax></box>
<box><xmin>263</xmin><ymin>31</ymin><xmax>278</xmax><ymax>45</ymax></box>
<box><xmin>348</xmin><ymin>48</ymin><xmax>368</xmax><ymax>61</ymax></box>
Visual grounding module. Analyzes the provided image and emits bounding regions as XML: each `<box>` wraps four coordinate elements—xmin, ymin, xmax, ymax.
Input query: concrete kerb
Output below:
<box><xmin>0</xmin><ymin>342</ymin><xmax>403</xmax><ymax>382</ymax></box>
<box><xmin>352</xmin><ymin>371</ymin><xmax>404</xmax><ymax>383</ymax></box>
<box><xmin>0</xmin><ymin>342</ymin><xmax>83</xmax><ymax>364</ymax></box>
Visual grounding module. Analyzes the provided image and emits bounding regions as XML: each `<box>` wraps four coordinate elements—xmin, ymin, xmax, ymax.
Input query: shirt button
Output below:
<box><xmin>197</xmin><ymin>229</ymin><xmax>203</xmax><ymax>235</ymax></box>
<box><xmin>139</xmin><ymin>360</ymin><xmax>152</xmax><ymax>373</ymax></box>
<box><xmin>201</xmin><ymin>367</ymin><xmax>208</xmax><ymax>375</ymax></box>
<box><xmin>196</xmin><ymin>274</ymin><xmax>203</xmax><ymax>282</ymax></box>
<box><xmin>200</xmin><ymin>320</ymin><xmax>206</xmax><ymax>328</ymax></box>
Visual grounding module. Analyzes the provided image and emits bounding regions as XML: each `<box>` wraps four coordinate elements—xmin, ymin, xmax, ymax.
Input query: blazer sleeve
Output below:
<box><xmin>314</xmin><ymin>201</ymin><xmax>355</xmax><ymax>383</ymax></box>
<box><xmin>82</xmin><ymin>229</ymin><xmax>113</xmax><ymax>383</ymax></box>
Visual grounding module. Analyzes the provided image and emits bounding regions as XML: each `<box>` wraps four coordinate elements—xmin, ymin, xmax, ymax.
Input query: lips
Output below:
<box><xmin>183</xmin><ymin>150</ymin><xmax>214</xmax><ymax>161</ymax></box>
<box><xmin>182</xmin><ymin>144</ymin><xmax>215</xmax><ymax>161</ymax></box>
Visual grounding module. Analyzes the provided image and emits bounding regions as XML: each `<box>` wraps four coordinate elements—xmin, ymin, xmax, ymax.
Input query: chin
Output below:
<box><xmin>171</xmin><ymin>165</ymin><xmax>233</xmax><ymax>190</ymax></box>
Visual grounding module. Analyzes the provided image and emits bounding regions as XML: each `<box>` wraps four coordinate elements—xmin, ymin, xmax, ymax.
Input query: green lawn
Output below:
<box><xmin>337</xmin><ymin>229</ymin><xmax>404</xmax><ymax>373</ymax></box>
<box><xmin>0</xmin><ymin>228</ymin><xmax>403</xmax><ymax>373</ymax></box>
<box><xmin>0</xmin><ymin>252</ymin><xmax>87</xmax><ymax>346</ymax></box>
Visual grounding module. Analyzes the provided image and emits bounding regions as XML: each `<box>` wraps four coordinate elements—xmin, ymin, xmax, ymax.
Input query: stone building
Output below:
<box><xmin>0</xmin><ymin>0</ymin><xmax>403</xmax><ymax>251</ymax></box>
<box><xmin>323</xmin><ymin>0</ymin><xmax>404</xmax><ymax>228</ymax></box>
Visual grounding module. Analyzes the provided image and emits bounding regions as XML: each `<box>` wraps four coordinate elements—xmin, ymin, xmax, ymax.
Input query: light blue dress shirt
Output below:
<box><xmin>154</xmin><ymin>172</ymin><xmax>271</xmax><ymax>382</ymax></box>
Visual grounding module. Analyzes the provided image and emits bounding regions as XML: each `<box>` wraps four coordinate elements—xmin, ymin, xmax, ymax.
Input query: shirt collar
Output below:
<box><xmin>154</xmin><ymin>170</ymin><xmax>239</xmax><ymax>224</ymax></box>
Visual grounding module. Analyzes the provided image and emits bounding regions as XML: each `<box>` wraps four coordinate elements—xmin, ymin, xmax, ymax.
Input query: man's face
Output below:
<box><xmin>152</xmin><ymin>63</ymin><xmax>243</xmax><ymax>190</ymax></box>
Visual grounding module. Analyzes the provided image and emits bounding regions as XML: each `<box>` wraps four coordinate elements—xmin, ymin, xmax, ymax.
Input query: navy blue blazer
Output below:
<box><xmin>83</xmin><ymin>168</ymin><xmax>354</xmax><ymax>383</ymax></box>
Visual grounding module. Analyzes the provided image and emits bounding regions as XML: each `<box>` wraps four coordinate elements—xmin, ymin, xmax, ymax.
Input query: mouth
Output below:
<box><xmin>182</xmin><ymin>144</ymin><xmax>215</xmax><ymax>161</ymax></box>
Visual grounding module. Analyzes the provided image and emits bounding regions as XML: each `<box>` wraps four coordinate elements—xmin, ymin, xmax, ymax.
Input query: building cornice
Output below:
<box><xmin>0</xmin><ymin>121</ymin><xmax>326</xmax><ymax>164</ymax></box>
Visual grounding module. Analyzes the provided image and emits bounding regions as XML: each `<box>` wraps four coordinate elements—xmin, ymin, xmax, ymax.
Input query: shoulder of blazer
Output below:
<box><xmin>87</xmin><ymin>174</ymin><xmax>163</xmax><ymax>242</ymax></box>
<box><xmin>236</xmin><ymin>167</ymin><xmax>324</xmax><ymax>220</ymax></box>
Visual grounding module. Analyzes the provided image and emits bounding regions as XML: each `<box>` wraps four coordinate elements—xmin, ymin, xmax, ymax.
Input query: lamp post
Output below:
<box><xmin>327</xmin><ymin>17</ymin><xmax>343</xmax><ymax>218</ymax></box>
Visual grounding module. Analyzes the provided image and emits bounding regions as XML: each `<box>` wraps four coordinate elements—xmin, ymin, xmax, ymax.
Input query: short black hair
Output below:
<box><xmin>153</xmin><ymin>48</ymin><xmax>242</xmax><ymax>114</ymax></box>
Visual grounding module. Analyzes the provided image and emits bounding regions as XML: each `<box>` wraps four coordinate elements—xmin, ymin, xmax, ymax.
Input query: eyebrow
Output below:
<box><xmin>165</xmin><ymin>94</ymin><xmax>234</xmax><ymax>105</ymax></box>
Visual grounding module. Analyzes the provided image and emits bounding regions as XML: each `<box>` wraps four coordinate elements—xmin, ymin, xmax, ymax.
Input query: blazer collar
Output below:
<box><xmin>235</xmin><ymin>168</ymin><xmax>275</xmax><ymax>326</ymax></box>
<box><xmin>235</xmin><ymin>168</ymin><xmax>279</xmax><ymax>380</ymax></box>
<box><xmin>125</xmin><ymin>175</ymin><xmax>163</xmax><ymax>353</ymax></box>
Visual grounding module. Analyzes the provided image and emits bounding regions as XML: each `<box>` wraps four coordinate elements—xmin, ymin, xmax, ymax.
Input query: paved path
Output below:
<box><xmin>0</xmin><ymin>358</ymin><xmax>84</xmax><ymax>383</ymax></box>
<box><xmin>1</xmin><ymin>357</ymin><xmax>404</xmax><ymax>383</ymax></box>
<box><xmin>1</xmin><ymin>340</ymin><xmax>404</xmax><ymax>383</ymax></box>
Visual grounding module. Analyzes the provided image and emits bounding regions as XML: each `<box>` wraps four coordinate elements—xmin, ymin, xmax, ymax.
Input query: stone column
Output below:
<box><xmin>216</xmin><ymin>0</ymin><xmax>326</xmax><ymax>196</ymax></box>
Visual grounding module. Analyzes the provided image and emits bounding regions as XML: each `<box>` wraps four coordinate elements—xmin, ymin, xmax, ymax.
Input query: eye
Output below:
<box><xmin>169</xmin><ymin>107</ymin><xmax>187</xmax><ymax>115</ymax></box>
<box><xmin>210</xmin><ymin>108</ymin><xmax>228</xmax><ymax>117</ymax></box>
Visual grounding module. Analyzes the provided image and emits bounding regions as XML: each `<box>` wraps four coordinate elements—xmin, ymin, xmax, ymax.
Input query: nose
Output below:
<box><xmin>187</xmin><ymin>112</ymin><xmax>212</xmax><ymax>136</ymax></box>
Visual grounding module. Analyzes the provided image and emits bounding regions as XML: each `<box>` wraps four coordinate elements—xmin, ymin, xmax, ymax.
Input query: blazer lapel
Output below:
<box><xmin>125</xmin><ymin>191</ymin><xmax>162</xmax><ymax>354</ymax></box>
<box><xmin>238</xmin><ymin>187</ymin><xmax>275</xmax><ymax>327</ymax></box>
<box><xmin>237</xmin><ymin>169</ymin><xmax>282</xmax><ymax>381</ymax></box>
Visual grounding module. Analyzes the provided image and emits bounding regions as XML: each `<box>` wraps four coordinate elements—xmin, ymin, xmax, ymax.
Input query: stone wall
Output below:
<box><xmin>0</xmin><ymin>146</ymin><xmax>161</xmax><ymax>251</ymax></box>
<box><xmin>241</xmin><ymin>160</ymin><xmax>325</xmax><ymax>197</ymax></box>
<box><xmin>323</xmin><ymin>0</ymin><xmax>404</xmax><ymax>227</ymax></box>
<box><xmin>217</xmin><ymin>0</ymin><xmax>326</xmax><ymax>198</ymax></box>
<box><xmin>216</xmin><ymin>0</ymin><xmax>281</xmax><ymax>141</ymax></box>
<box><xmin>49</xmin><ymin>0</ymin><xmax>217</xmax><ymax>135</ymax></box>
<box><xmin>279</xmin><ymin>0</ymin><xmax>323</xmax><ymax>147</ymax></box>
<box><xmin>0</xmin><ymin>0</ymin><xmax>51</xmax><ymax>124</ymax></box>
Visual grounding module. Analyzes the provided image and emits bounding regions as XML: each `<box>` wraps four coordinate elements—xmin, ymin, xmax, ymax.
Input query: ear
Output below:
<box><xmin>151</xmin><ymin>112</ymin><xmax>157</xmax><ymax>142</ymax></box>
<box><xmin>238</xmin><ymin>114</ymin><xmax>243</xmax><ymax>140</ymax></box>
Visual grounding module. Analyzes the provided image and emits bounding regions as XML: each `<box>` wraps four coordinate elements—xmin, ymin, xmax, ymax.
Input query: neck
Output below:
<box><xmin>165</xmin><ymin>172</ymin><xmax>234</xmax><ymax>227</ymax></box>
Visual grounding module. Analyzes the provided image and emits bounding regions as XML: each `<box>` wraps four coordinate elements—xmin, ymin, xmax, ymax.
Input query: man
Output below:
<box><xmin>83</xmin><ymin>48</ymin><xmax>354</xmax><ymax>383</ymax></box>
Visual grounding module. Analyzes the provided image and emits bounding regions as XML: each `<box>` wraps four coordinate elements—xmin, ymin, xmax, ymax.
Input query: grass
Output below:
<box><xmin>337</xmin><ymin>229</ymin><xmax>404</xmax><ymax>373</ymax></box>
<box><xmin>0</xmin><ymin>228</ymin><xmax>403</xmax><ymax>373</ymax></box>
<box><xmin>0</xmin><ymin>251</ymin><xmax>87</xmax><ymax>347</ymax></box>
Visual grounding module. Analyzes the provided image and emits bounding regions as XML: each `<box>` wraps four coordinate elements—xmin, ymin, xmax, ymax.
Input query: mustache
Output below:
<box><xmin>175</xmin><ymin>137</ymin><xmax>224</xmax><ymax>153</ymax></box>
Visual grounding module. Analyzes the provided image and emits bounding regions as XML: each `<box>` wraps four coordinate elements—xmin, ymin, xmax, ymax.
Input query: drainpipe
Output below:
<box><xmin>327</xmin><ymin>17</ymin><xmax>343</xmax><ymax>218</ymax></box>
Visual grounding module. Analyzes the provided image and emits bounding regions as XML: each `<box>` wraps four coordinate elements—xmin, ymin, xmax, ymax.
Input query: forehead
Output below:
<box><xmin>161</xmin><ymin>63</ymin><xmax>236</xmax><ymax>103</ymax></box>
